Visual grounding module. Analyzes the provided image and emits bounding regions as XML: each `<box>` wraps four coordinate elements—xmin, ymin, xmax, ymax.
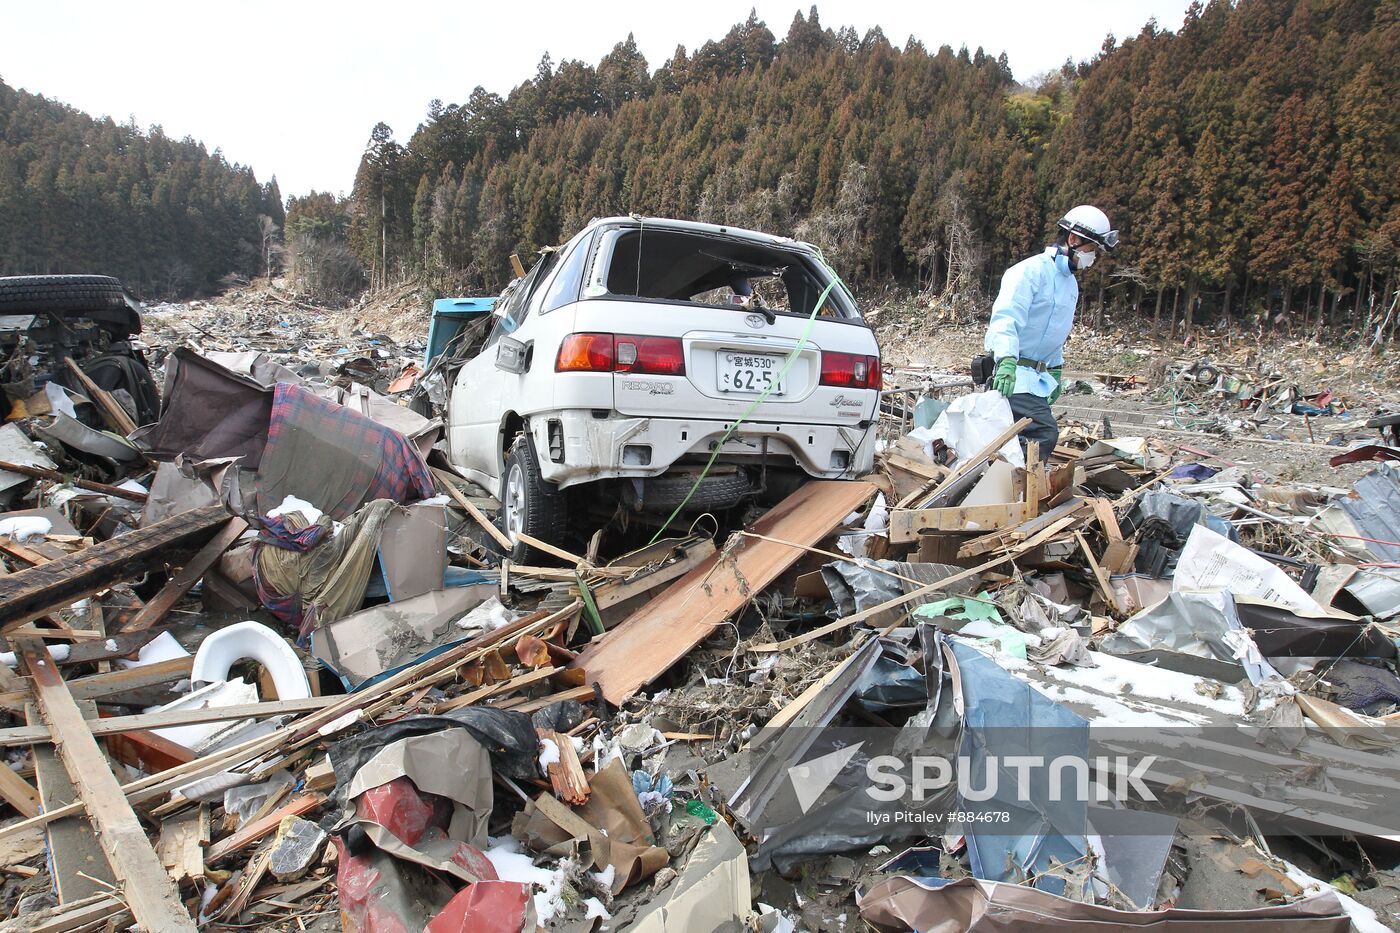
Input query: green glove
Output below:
<box><xmin>1048</xmin><ymin>367</ymin><xmax>1063</xmax><ymax>404</ymax></box>
<box><xmin>991</xmin><ymin>357</ymin><xmax>1018</xmax><ymax>398</ymax></box>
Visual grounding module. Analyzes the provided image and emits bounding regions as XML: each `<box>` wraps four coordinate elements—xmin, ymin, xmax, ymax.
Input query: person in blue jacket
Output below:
<box><xmin>984</xmin><ymin>205</ymin><xmax>1119</xmax><ymax>461</ymax></box>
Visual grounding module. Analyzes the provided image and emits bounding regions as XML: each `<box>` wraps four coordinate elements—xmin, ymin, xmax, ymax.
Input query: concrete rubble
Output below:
<box><xmin>0</xmin><ymin>281</ymin><xmax>1397</xmax><ymax>932</ymax></box>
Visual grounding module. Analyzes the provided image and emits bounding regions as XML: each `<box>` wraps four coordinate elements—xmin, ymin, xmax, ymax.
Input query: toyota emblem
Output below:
<box><xmin>744</xmin><ymin>313</ymin><xmax>766</xmax><ymax>329</ymax></box>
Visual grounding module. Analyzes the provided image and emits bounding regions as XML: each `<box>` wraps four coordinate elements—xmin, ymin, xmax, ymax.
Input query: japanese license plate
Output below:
<box><xmin>718</xmin><ymin>351</ymin><xmax>785</xmax><ymax>395</ymax></box>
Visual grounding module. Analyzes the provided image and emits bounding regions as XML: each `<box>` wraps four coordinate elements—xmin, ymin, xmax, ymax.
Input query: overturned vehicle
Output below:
<box><xmin>0</xmin><ymin>274</ymin><xmax>158</xmax><ymax>426</ymax></box>
<box><xmin>418</xmin><ymin>217</ymin><xmax>882</xmax><ymax>561</ymax></box>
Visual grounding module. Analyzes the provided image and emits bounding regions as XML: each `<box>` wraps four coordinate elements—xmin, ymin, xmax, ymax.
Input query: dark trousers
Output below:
<box><xmin>1009</xmin><ymin>392</ymin><xmax>1058</xmax><ymax>462</ymax></box>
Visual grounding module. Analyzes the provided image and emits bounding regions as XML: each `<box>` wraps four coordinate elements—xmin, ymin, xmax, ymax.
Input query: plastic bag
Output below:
<box><xmin>929</xmin><ymin>390</ymin><xmax>1025</xmax><ymax>469</ymax></box>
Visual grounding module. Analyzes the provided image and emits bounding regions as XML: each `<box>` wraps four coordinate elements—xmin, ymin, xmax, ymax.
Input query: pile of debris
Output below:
<box><xmin>1</xmin><ymin>315</ymin><xmax>1400</xmax><ymax>932</ymax></box>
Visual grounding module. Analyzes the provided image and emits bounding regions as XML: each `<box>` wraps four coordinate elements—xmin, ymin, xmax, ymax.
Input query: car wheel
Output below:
<box><xmin>0</xmin><ymin>275</ymin><xmax>130</xmax><ymax>313</ymax></box>
<box><xmin>499</xmin><ymin>434</ymin><xmax>568</xmax><ymax>564</ymax></box>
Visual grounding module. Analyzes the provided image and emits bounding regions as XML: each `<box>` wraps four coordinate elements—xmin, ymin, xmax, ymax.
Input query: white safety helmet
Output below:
<box><xmin>1057</xmin><ymin>205</ymin><xmax>1119</xmax><ymax>251</ymax></box>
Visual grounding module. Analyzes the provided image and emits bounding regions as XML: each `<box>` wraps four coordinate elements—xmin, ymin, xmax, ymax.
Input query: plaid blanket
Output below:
<box><xmin>256</xmin><ymin>383</ymin><xmax>435</xmax><ymax>521</ymax></box>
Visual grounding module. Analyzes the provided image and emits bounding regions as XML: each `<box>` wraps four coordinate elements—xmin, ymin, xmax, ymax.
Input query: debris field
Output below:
<box><xmin>0</xmin><ymin>281</ymin><xmax>1399</xmax><ymax>932</ymax></box>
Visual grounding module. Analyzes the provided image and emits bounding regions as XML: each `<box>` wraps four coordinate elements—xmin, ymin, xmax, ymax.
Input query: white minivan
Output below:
<box><xmin>446</xmin><ymin>217</ymin><xmax>881</xmax><ymax>561</ymax></box>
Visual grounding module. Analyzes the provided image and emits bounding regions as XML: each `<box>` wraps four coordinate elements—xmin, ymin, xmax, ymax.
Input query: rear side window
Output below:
<box><xmin>538</xmin><ymin>231</ymin><xmax>594</xmax><ymax>314</ymax></box>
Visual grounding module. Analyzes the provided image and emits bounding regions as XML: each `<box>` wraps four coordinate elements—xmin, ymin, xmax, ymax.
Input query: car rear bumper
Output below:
<box><xmin>528</xmin><ymin>410</ymin><xmax>877</xmax><ymax>489</ymax></box>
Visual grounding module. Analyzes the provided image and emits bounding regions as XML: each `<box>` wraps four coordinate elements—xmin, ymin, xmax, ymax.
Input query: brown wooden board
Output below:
<box><xmin>120</xmin><ymin>516</ymin><xmax>249</xmax><ymax>632</ymax></box>
<box><xmin>571</xmin><ymin>480</ymin><xmax>875</xmax><ymax>705</ymax></box>
<box><xmin>21</xmin><ymin>642</ymin><xmax>196</xmax><ymax>930</ymax></box>
<box><xmin>26</xmin><ymin>698</ymin><xmax>113</xmax><ymax>903</ymax></box>
<box><xmin>0</xmin><ymin>504</ymin><xmax>230</xmax><ymax>630</ymax></box>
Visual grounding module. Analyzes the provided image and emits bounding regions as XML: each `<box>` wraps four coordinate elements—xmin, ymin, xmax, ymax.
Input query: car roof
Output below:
<box><xmin>584</xmin><ymin>216</ymin><xmax>812</xmax><ymax>252</ymax></box>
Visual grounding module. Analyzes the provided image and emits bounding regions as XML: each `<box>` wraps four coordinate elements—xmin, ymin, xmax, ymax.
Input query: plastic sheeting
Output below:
<box><xmin>947</xmin><ymin>639</ymin><xmax>1089</xmax><ymax>896</ymax></box>
<box><xmin>821</xmin><ymin>559</ymin><xmax>977</xmax><ymax>626</ymax></box>
<box><xmin>1102</xmin><ymin>591</ymin><xmax>1281</xmax><ymax>686</ymax></box>
<box><xmin>1122</xmin><ymin>489</ymin><xmax>1237</xmax><ymax>578</ymax></box>
<box><xmin>1339</xmin><ymin>463</ymin><xmax>1400</xmax><ymax>562</ymax></box>
<box><xmin>858</xmin><ymin>875</ymin><xmax>1351</xmax><ymax>933</ymax></box>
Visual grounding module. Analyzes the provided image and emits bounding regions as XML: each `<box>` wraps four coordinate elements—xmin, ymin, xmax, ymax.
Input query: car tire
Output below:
<box><xmin>0</xmin><ymin>275</ymin><xmax>130</xmax><ymax>313</ymax></box>
<box><xmin>499</xmin><ymin>434</ymin><xmax>568</xmax><ymax>564</ymax></box>
<box><xmin>638</xmin><ymin>471</ymin><xmax>756</xmax><ymax>513</ymax></box>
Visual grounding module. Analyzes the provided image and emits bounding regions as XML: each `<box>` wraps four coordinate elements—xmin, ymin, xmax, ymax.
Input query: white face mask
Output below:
<box><xmin>1073</xmin><ymin>248</ymin><xmax>1096</xmax><ymax>270</ymax></box>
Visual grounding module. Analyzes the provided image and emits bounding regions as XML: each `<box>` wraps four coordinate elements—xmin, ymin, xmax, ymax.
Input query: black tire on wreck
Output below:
<box><xmin>499</xmin><ymin>433</ymin><xmax>569</xmax><ymax>565</ymax></box>
<box><xmin>0</xmin><ymin>275</ymin><xmax>130</xmax><ymax>313</ymax></box>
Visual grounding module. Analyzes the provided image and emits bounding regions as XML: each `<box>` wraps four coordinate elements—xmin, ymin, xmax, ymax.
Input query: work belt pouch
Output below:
<box><xmin>971</xmin><ymin>352</ymin><xmax>995</xmax><ymax>386</ymax></box>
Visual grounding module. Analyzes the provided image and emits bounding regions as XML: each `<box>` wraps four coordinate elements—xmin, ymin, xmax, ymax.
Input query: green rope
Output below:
<box><xmin>645</xmin><ymin>271</ymin><xmax>844</xmax><ymax>545</ymax></box>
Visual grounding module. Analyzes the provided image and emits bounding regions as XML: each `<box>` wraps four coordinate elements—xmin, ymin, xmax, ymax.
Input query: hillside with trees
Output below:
<box><xmin>0</xmin><ymin>78</ymin><xmax>283</xmax><ymax>297</ymax></box>
<box><xmin>327</xmin><ymin>0</ymin><xmax>1398</xmax><ymax>341</ymax></box>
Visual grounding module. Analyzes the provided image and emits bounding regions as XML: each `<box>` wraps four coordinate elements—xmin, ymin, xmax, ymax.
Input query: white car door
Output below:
<box><xmin>448</xmin><ymin>253</ymin><xmax>562</xmax><ymax>485</ymax></box>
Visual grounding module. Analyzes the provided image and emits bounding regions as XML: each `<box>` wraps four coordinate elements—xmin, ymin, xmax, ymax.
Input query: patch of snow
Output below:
<box><xmin>104</xmin><ymin>639</ymin><xmax>118</xmax><ymax>652</ymax></box>
<box><xmin>966</xmin><ymin>638</ymin><xmax>1263</xmax><ymax>727</ymax></box>
<box><xmin>583</xmin><ymin>897</ymin><xmax>611</xmax><ymax>920</ymax></box>
<box><xmin>0</xmin><ymin>515</ymin><xmax>51</xmax><ymax>542</ymax></box>
<box><xmin>538</xmin><ymin>737</ymin><xmax>561</xmax><ymax>774</ymax></box>
<box><xmin>590</xmin><ymin>864</ymin><xmax>616</xmax><ymax>890</ymax></box>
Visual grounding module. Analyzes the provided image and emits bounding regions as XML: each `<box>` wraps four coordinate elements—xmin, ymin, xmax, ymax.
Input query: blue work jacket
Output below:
<box><xmin>983</xmin><ymin>247</ymin><xmax>1078</xmax><ymax>397</ymax></box>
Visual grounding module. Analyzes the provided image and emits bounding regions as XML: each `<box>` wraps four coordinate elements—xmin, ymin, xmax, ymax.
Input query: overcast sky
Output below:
<box><xmin>2</xmin><ymin>0</ymin><xmax>1194</xmax><ymax>200</ymax></box>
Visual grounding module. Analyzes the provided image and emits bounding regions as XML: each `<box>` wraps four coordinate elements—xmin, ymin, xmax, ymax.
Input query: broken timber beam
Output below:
<box><xmin>0</xmin><ymin>459</ymin><xmax>147</xmax><ymax>502</ymax></box>
<box><xmin>119</xmin><ymin>515</ymin><xmax>249</xmax><ymax>632</ymax></box>
<box><xmin>0</xmin><ymin>695</ymin><xmax>334</xmax><ymax>747</ymax></box>
<box><xmin>572</xmin><ymin>480</ymin><xmax>875</xmax><ymax>705</ymax></box>
<box><xmin>19</xmin><ymin>640</ymin><xmax>196</xmax><ymax>932</ymax></box>
<box><xmin>64</xmin><ymin>358</ymin><xmax>137</xmax><ymax>437</ymax></box>
<box><xmin>0</xmin><ymin>656</ymin><xmax>194</xmax><ymax>713</ymax></box>
<box><xmin>0</xmin><ymin>504</ymin><xmax>229</xmax><ymax>631</ymax></box>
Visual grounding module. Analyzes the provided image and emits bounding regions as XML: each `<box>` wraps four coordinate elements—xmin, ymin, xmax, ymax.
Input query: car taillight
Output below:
<box><xmin>820</xmin><ymin>352</ymin><xmax>881</xmax><ymax>390</ymax></box>
<box><xmin>616</xmin><ymin>336</ymin><xmax>685</xmax><ymax>375</ymax></box>
<box><xmin>556</xmin><ymin>333</ymin><xmax>615</xmax><ymax>372</ymax></box>
<box><xmin>555</xmin><ymin>333</ymin><xmax>685</xmax><ymax>375</ymax></box>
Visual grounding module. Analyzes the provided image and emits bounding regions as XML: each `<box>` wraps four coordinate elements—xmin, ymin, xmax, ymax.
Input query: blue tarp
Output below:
<box><xmin>949</xmin><ymin>640</ymin><xmax>1089</xmax><ymax>896</ymax></box>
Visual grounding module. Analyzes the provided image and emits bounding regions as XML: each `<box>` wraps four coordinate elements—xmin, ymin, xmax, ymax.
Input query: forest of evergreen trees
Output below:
<box><xmin>325</xmin><ymin>0</ymin><xmax>1398</xmax><ymax>339</ymax></box>
<box><xmin>0</xmin><ymin>79</ymin><xmax>283</xmax><ymax>297</ymax></box>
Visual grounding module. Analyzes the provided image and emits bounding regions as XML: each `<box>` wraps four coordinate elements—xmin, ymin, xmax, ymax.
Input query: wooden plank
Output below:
<box><xmin>435</xmin><ymin>469</ymin><xmax>514</xmax><ymax>552</ymax></box>
<box><xmin>0</xmin><ymin>603</ymin><xmax>575</xmax><ymax>846</ymax></box>
<box><xmin>120</xmin><ymin>516</ymin><xmax>249</xmax><ymax>632</ymax></box>
<box><xmin>0</xmin><ymin>504</ymin><xmax>230</xmax><ymax>631</ymax></box>
<box><xmin>956</xmin><ymin>497</ymin><xmax>1090</xmax><ymax>559</ymax></box>
<box><xmin>0</xmin><ymin>893</ymin><xmax>128</xmax><ymax>933</ymax></box>
<box><xmin>586</xmin><ymin>538</ymin><xmax>717</xmax><ymax>612</ymax></box>
<box><xmin>889</xmin><ymin>501</ymin><xmax>1026</xmax><ymax>542</ymax></box>
<box><xmin>20</xmin><ymin>641</ymin><xmax>196</xmax><ymax>931</ymax></box>
<box><xmin>538</xmin><ymin>729</ymin><xmax>590</xmax><ymax>805</ymax></box>
<box><xmin>157</xmin><ymin>807</ymin><xmax>206</xmax><ymax>884</ymax></box>
<box><xmin>203</xmin><ymin>792</ymin><xmax>325</xmax><ymax>864</ymax></box>
<box><xmin>0</xmin><ymin>656</ymin><xmax>194</xmax><ymax>712</ymax></box>
<box><xmin>27</xmin><ymin>698</ymin><xmax>113</xmax><ymax>903</ymax></box>
<box><xmin>1103</xmin><ymin>540</ymin><xmax>1139</xmax><ymax>576</ymax></box>
<box><xmin>1075</xmin><ymin>531</ymin><xmax>1122</xmax><ymax>615</ymax></box>
<box><xmin>572</xmin><ymin>480</ymin><xmax>875</xmax><ymax>705</ymax></box>
<box><xmin>436</xmin><ymin>666</ymin><xmax>561</xmax><ymax>713</ymax></box>
<box><xmin>516</xmin><ymin>531</ymin><xmax>590</xmax><ymax>567</ymax></box>
<box><xmin>64</xmin><ymin>358</ymin><xmax>136</xmax><ymax>436</ymax></box>
<box><xmin>0</xmin><ymin>695</ymin><xmax>335</xmax><ymax>747</ymax></box>
<box><xmin>103</xmin><ymin>728</ymin><xmax>195</xmax><ymax>773</ymax></box>
<box><xmin>0</xmin><ymin>459</ymin><xmax>147</xmax><ymax>502</ymax></box>
<box><xmin>0</xmin><ymin>759</ymin><xmax>40</xmax><ymax>818</ymax></box>
<box><xmin>756</xmin><ymin>514</ymin><xmax>1080</xmax><ymax>654</ymax></box>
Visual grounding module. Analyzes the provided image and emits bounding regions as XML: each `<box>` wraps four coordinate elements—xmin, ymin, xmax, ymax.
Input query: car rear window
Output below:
<box><xmin>593</xmin><ymin>227</ymin><xmax>859</xmax><ymax>320</ymax></box>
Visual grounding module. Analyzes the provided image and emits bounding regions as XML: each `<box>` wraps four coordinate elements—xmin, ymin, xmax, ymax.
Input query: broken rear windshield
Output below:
<box><xmin>588</xmin><ymin>226</ymin><xmax>859</xmax><ymax>320</ymax></box>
